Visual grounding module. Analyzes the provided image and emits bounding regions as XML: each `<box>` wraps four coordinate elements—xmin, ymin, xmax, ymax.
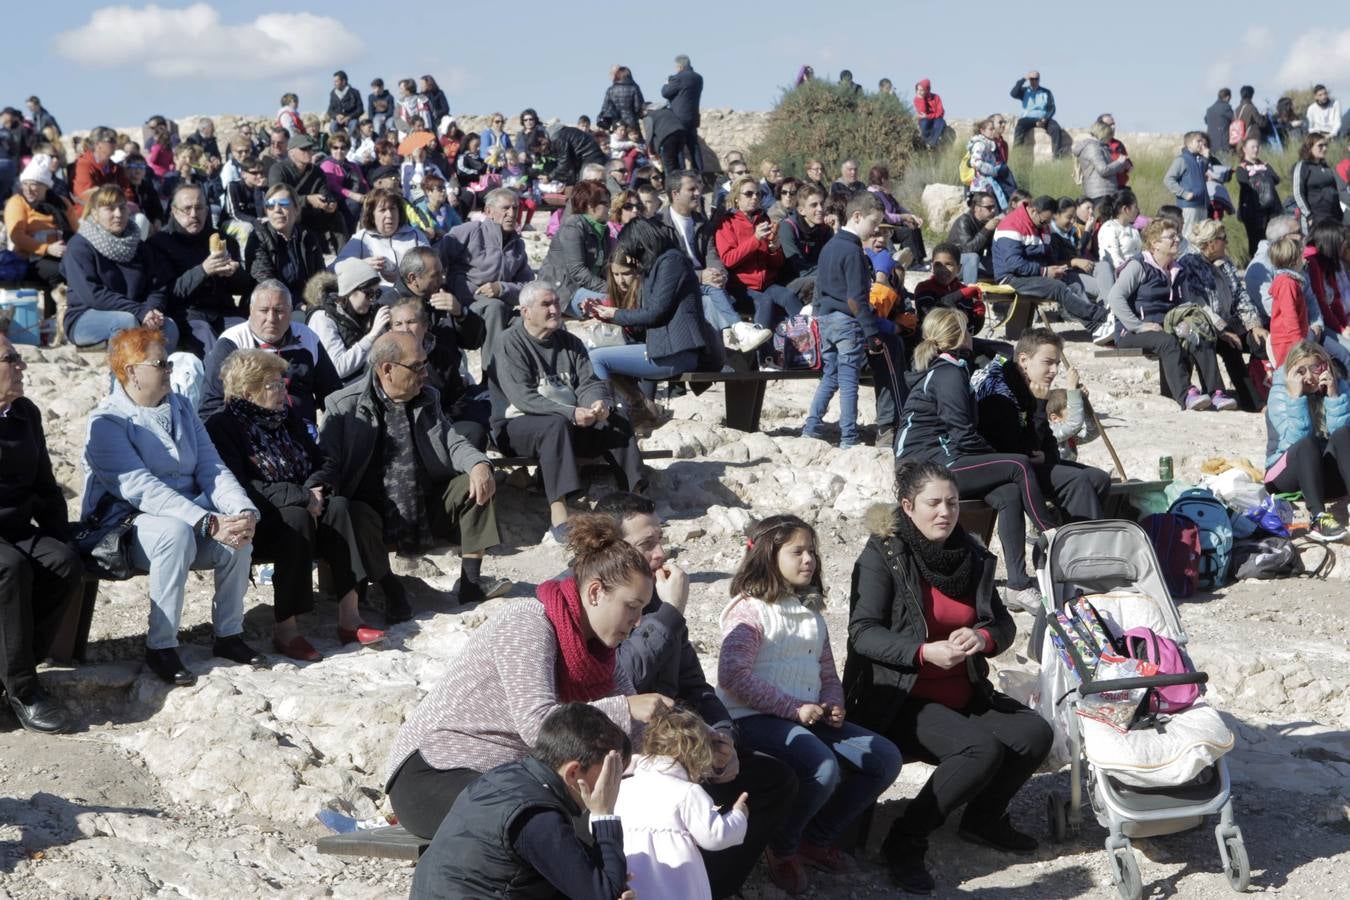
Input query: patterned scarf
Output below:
<box><xmin>81</xmin><ymin>219</ymin><xmax>141</xmax><ymax>263</ymax></box>
<box><xmin>376</xmin><ymin>386</ymin><xmax>431</xmax><ymax>552</ymax></box>
<box><xmin>226</xmin><ymin>397</ymin><xmax>311</xmax><ymax>484</ymax></box>
<box><xmin>537</xmin><ymin>576</ymin><xmax>616</xmax><ymax>702</ymax></box>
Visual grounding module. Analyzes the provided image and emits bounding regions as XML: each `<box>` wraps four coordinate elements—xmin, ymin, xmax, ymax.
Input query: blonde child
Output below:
<box><xmin>1045</xmin><ymin>381</ymin><xmax>1100</xmax><ymax>462</ymax></box>
<box><xmin>716</xmin><ymin>515</ymin><xmax>902</xmax><ymax>894</ymax></box>
<box><xmin>615</xmin><ymin>705</ymin><xmax>749</xmax><ymax>900</ymax></box>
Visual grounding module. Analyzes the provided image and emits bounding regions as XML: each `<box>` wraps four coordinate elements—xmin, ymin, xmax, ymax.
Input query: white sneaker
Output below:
<box><xmin>1091</xmin><ymin>315</ymin><xmax>1116</xmax><ymax>346</ymax></box>
<box><xmin>1006</xmin><ymin>585</ymin><xmax>1044</xmax><ymax>613</ymax></box>
<box><xmin>733</xmin><ymin>321</ymin><xmax>773</xmax><ymax>352</ymax></box>
<box><xmin>721</xmin><ymin>326</ymin><xmax>741</xmax><ymax>352</ymax></box>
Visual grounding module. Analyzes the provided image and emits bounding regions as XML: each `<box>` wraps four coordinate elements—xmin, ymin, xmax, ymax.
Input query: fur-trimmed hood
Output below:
<box><xmin>303</xmin><ymin>270</ymin><xmax>337</xmax><ymax>309</ymax></box>
<box><xmin>865</xmin><ymin>502</ymin><xmax>900</xmax><ymax>537</ymax></box>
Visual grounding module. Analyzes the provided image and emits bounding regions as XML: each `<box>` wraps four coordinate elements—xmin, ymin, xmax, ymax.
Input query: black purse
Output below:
<box><xmin>74</xmin><ymin>496</ymin><xmax>140</xmax><ymax>581</ymax></box>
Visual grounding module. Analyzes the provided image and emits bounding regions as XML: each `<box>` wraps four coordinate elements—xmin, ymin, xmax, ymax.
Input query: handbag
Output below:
<box><xmin>74</xmin><ymin>496</ymin><xmax>140</xmax><ymax>581</ymax></box>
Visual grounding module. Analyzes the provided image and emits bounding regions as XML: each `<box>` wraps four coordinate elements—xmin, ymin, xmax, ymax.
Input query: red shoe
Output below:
<box><xmin>763</xmin><ymin>848</ymin><xmax>808</xmax><ymax>895</ymax></box>
<box><xmin>799</xmin><ymin>841</ymin><xmax>858</xmax><ymax>873</ymax></box>
<box><xmin>339</xmin><ymin>625</ymin><xmax>386</xmax><ymax>646</ymax></box>
<box><xmin>273</xmin><ymin>635</ymin><xmax>322</xmax><ymax>662</ymax></box>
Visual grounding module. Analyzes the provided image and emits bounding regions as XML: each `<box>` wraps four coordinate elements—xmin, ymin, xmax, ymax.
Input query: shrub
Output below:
<box><xmin>748</xmin><ymin>79</ymin><xmax>922</xmax><ymax>181</ymax></box>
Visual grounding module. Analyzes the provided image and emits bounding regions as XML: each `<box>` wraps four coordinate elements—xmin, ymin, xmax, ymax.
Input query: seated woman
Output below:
<box><xmin>894</xmin><ymin>308</ymin><xmax>1058</xmax><ymax>611</ymax></box>
<box><xmin>303</xmin><ymin>261</ymin><xmax>390</xmax><ymax>384</ymax></box>
<box><xmin>715</xmin><ymin>175</ymin><xmax>802</xmax><ymax>333</ymax></box>
<box><xmin>1107</xmin><ymin>218</ymin><xmax>1234</xmax><ymax>411</ymax></box>
<box><xmin>867</xmin><ymin>165</ymin><xmax>926</xmax><ymax>267</ymax></box>
<box><xmin>205</xmin><ymin>349</ymin><xmax>384</xmax><ymax>661</ymax></box>
<box><xmin>60</xmin><ymin>184</ymin><xmax>179</xmax><ymax>349</ymax></box>
<box><xmin>1178</xmin><ymin>220</ymin><xmax>1269</xmax><ymax>411</ymax></box>
<box><xmin>82</xmin><ymin>327</ymin><xmax>263</xmax><ymax>687</ymax></box>
<box><xmin>319</xmin><ymin>133</ymin><xmax>369</xmax><ymax>232</ymax></box>
<box><xmin>1095</xmin><ymin>189</ymin><xmax>1142</xmax><ymax>273</ymax></box>
<box><xmin>845</xmin><ymin>460</ymin><xmax>1052</xmax><ymax>893</ymax></box>
<box><xmin>382</xmin><ymin>514</ymin><xmax>671</xmax><ymax>839</ymax></box>
<box><xmin>1266</xmin><ymin>340</ymin><xmax>1350</xmax><ymax>542</ymax></box>
<box><xmin>245</xmin><ymin>184</ymin><xmax>326</xmax><ymax>306</ymax></box>
<box><xmin>1305</xmin><ymin>221</ymin><xmax>1350</xmax><ymax>357</ymax></box>
<box><xmin>607</xmin><ymin>188</ymin><xmax>644</xmax><ymax>245</ymax></box>
<box><xmin>3</xmin><ymin>155</ymin><xmax>74</xmax><ymax>320</ymax></box>
<box><xmin>334</xmin><ymin>187</ymin><xmax>429</xmax><ymax>287</ymax></box>
<box><xmin>588</xmin><ymin>220</ymin><xmax>722</xmax><ymax>412</ymax></box>
<box><xmin>539</xmin><ymin>180</ymin><xmax>611</xmax><ymax>317</ymax></box>
<box><xmin>766</xmin><ymin>176</ymin><xmax>800</xmax><ymax>226</ymax></box>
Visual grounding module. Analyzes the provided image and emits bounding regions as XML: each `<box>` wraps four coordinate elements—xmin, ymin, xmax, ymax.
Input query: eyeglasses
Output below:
<box><xmin>621</xmin><ymin>202</ymin><xmax>641</xmax><ymax>211</ymax></box>
<box><xmin>174</xmin><ymin>204</ymin><xmax>206</xmax><ymax>214</ymax></box>
<box><xmin>260</xmin><ymin>379</ymin><xmax>286</xmax><ymax>392</ymax></box>
<box><xmin>0</xmin><ymin>353</ymin><xmax>24</xmax><ymax>365</ymax></box>
<box><xmin>390</xmin><ymin>359</ymin><xmax>429</xmax><ymax>375</ymax></box>
<box><xmin>135</xmin><ymin>359</ymin><xmax>173</xmax><ymax>371</ymax></box>
<box><xmin>265</xmin><ymin>198</ymin><xmax>294</xmax><ymax>208</ymax></box>
<box><xmin>739</xmin><ymin>190</ymin><xmax>759</xmax><ymax>198</ymax></box>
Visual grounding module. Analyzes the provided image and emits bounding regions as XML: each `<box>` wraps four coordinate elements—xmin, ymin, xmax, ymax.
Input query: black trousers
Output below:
<box><xmin>1036</xmin><ymin>460</ymin><xmax>1111</xmax><ymax>521</ymax></box>
<box><xmin>891</xmin><ymin>225</ymin><xmax>927</xmax><ymax>264</ymax></box>
<box><xmin>885</xmin><ymin>692</ymin><xmax>1053</xmax><ymax>840</ymax></box>
<box><xmin>1005</xmin><ymin>275</ymin><xmax>1104</xmax><ymax>331</ymax></box>
<box><xmin>948</xmin><ymin>454</ymin><xmax>1059</xmax><ymax>590</ymax></box>
<box><xmin>871</xmin><ymin>333</ymin><xmax>907</xmax><ymax>434</ymax></box>
<box><xmin>27</xmin><ymin>257</ymin><xmax>65</xmax><ymax>318</ymax></box>
<box><xmin>0</xmin><ymin>532</ymin><xmax>81</xmax><ymax>699</ymax></box>
<box><xmin>703</xmin><ymin>750</ymin><xmax>798</xmax><ymax>899</ymax></box>
<box><xmin>253</xmin><ymin>495</ymin><xmax>362</xmax><ymax>622</ymax></box>
<box><xmin>499</xmin><ymin>414</ymin><xmax>644</xmax><ymax>503</ymax></box>
<box><xmin>1012</xmin><ymin>117</ymin><xmax>1066</xmax><ymax>157</ymax></box>
<box><xmin>1266</xmin><ymin>429</ymin><xmax>1350</xmax><ymax>515</ymax></box>
<box><xmin>1115</xmin><ymin>329</ymin><xmax>1224</xmax><ymax>406</ymax></box>
<box><xmin>1216</xmin><ymin>332</ymin><xmax>1264</xmax><ymax>412</ymax></box>
<box><xmin>658</xmin><ymin>133</ymin><xmax>688</xmax><ymax>181</ymax></box>
<box><xmin>386</xmin><ymin>750</ymin><xmax>482</xmax><ymax>840</ymax></box>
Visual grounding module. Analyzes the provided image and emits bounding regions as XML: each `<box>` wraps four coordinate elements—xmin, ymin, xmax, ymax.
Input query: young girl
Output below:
<box><xmin>615</xmin><ymin>705</ymin><xmax>750</xmax><ymax>900</ymax></box>
<box><xmin>1095</xmin><ymin>189</ymin><xmax>1142</xmax><ymax>272</ymax></box>
<box><xmin>1269</xmin><ymin>234</ymin><xmax>1311</xmax><ymax>366</ymax></box>
<box><xmin>716</xmin><ymin>515</ymin><xmax>902</xmax><ymax>895</ymax></box>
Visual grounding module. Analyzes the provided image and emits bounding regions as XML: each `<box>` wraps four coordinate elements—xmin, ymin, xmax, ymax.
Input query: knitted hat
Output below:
<box><xmin>19</xmin><ymin>154</ymin><xmax>53</xmax><ymax>187</ymax></box>
<box><xmin>335</xmin><ymin>257</ymin><xmax>381</xmax><ymax>296</ymax></box>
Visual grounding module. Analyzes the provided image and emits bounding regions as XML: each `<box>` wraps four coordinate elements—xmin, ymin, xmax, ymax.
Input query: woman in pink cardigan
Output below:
<box><xmin>382</xmin><ymin>514</ymin><xmax>672</xmax><ymax>839</ymax></box>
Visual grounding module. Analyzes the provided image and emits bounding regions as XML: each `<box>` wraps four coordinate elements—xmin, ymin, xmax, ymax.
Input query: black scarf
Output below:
<box><xmin>894</xmin><ymin>511</ymin><xmax>984</xmax><ymax>600</ymax></box>
<box><xmin>226</xmin><ymin>397</ymin><xmax>312</xmax><ymax>485</ymax></box>
<box><xmin>376</xmin><ymin>385</ymin><xmax>431</xmax><ymax>552</ymax></box>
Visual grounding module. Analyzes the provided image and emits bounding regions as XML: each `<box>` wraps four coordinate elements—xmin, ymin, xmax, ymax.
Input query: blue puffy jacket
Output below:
<box><xmin>1264</xmin><ymin>362</ymin><xmax>1350</xmax><ymax>467</ymax></box>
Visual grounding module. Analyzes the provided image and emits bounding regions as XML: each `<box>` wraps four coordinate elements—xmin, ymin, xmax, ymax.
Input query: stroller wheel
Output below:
<box><xmin>1112</xmin><ymin>847</ymin><xmax>1143</xmax><ymax>900</ymax></box>
<box><xmin>1223</xmin><ymin>835</ymin><xmax>1251</xmax><ymax>892</ymax></box>
<box><xmin>1046</xmin><ymin>791</ymin><xmax>1068</xmax><ymax>843</ymax></box>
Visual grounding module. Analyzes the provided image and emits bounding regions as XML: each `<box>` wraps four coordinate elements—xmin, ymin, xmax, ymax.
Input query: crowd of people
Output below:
<box><xmin>1</xmin><ymin>61</ymin><xmax>1350</xmax><ymax>899</ymax></box>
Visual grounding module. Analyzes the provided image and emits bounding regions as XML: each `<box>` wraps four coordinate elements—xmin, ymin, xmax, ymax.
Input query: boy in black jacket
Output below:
<box><xmin>411</xmin><ymin>704</ymin><xmax>633</xmax><ymax>900</ymax></box>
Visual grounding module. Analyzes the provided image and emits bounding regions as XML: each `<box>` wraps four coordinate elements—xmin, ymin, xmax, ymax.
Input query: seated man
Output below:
<box><xmin>438</xmin><ymin>188</ymin><xmax>533</xmax><ymax>361</ymax></box>
<box><xmin>947</xmin><ymin>191</ymin><xmax>1002</xmax><ymax>284</ymax></box>
<box><xmin>0</xmin><ymin>336</ymin><xmax>80</xmax><ymax>733</ymax></box>
<box><xmin>993</xmin><ymin>195</ymin><xmax>1113</xmax><ymax>344</ymax></box>
<box><xmin>267</xmin><ymin>133</ymin><xmax>341</xmax><ymax>238</ymax></box>
<box><xmin>320</xmin><ymin>331</ymin><xmax>510</xmax><ymax>611</ymax></box>
<box><xmin>182</xmin><ymin>117</ymin><xmax>220</xmax><ymax>159</ymax></box>
<box><xmin>1010</xmin><ymin>70</ymin><xmax>1066</xmax><ymax>158</ymax></box>
<box><xmin>829</xmin><ymin>159</ymin><xmax>866</xmax><ymax>196</ymax></box>
<box><xmin>199</xmin><ymin>280</ymin><xmax>343</xmax><ymax>422</ymax></box>
<box><xmin>487</xmin><ymin>282</ymin><xmax>643</xmax><ymax>542</ymax></box>
<box><xmin>221</xmin><ymin>156</ymin><xmax>267</xmax><ymax>247</ymax></box>
<box><xmin>600</xmin><ymin>491</ymin><xmax>798</xmax><ymax>900</ymax></box>
<box><xmin>387</xmin><ymin>294</ymin><xmax>491</xmax><ymax>451</ymax></box>
<box><xmin>973</xmin><ymin>327</ymin><xmax>1111</xmax><ymax>521</ymax></box>
<box><xmin>149</xmin><ymin>184</ymin><xmax>251</xmax><ymax>356</ymax></box>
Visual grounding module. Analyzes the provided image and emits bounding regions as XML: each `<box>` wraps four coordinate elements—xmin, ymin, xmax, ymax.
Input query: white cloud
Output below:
<box><xmin>1240</xmin><ymin>26</ymin><xmax>1273</xmax><ymax>54</ymax></box>
<box><xmin>55</xmin><ymin>4</ymin><xmax>363</xmax><ymax>79</ymax></box>
<box><xmin>1275</xmin><ymin>29</ymin><xmax>1350</xmax><ymax>88</ymax></box>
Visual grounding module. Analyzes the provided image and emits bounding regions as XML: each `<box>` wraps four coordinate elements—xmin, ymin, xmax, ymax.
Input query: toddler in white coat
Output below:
<box><xmin>615</xmin><ymin>705</ymin><xmax>749</xmax><ymax>900</ymax></box>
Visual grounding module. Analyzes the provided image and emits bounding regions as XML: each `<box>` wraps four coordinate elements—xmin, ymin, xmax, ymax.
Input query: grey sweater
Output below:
<box><xmin>486</xmin><ymin>324</ymin><xmax>612</xmax><ymax>433</ymax></box>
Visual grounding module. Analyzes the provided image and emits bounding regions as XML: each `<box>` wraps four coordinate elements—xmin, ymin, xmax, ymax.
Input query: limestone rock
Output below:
<box><xmin>921</xmin><ymin>183</ymin><xmax>968</xmax><ymax>235</ymax></box>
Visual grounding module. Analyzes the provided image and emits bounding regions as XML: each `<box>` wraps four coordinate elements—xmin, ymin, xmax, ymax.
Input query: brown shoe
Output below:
<box><xmin>799</xmin><ymin>841</ymin><xmax>858</xmax><ymax>873</ymax></box>
<box><xmin>764</xmin><ymin>847</ymin><xmax>808</xmax><ymax>895</ymax></box>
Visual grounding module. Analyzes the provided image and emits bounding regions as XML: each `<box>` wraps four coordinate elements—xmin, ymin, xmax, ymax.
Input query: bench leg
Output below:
<box><xmin>1002</xmin><ymin>297</ymin><xmax>1033</xmax><ymax>340</ymax></box>
<box><xmin>724</xmin><ymin>380</ymin><xmax>767</xmax><ymax>432</ymax></box>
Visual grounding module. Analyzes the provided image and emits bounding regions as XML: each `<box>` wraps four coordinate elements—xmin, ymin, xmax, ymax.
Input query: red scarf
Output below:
<box><xmin>537</xmin><ymin>577</ymin><xmax>615</xmax><ymax>702</ymax></box>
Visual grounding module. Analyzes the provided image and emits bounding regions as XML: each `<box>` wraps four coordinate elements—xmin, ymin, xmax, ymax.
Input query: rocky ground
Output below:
<box><xmin>3</xmin><ymin>260</ymin><xmax>1350</xmax><ymax>899</ymax></box>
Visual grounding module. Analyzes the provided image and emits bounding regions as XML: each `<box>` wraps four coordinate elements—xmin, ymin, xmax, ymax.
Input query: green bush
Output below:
<box><xmin>748</xmin><ymin>80</ymin><xmax>922</xmax><ymax>179</ymax></box>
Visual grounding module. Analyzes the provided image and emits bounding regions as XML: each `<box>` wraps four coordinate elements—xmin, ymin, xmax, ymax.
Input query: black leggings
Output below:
<box><xmin>884</xmin><ymin>692</ymin><xmax>1053</xmax><ymax>840</ymax></box>
<box><xmin>1265</xmin><ymin>428</ymin><xmax>1350</xmax><ymax>515</ymax></box>
<box><xmin>949</xmin><ymin>454</ymin><xmax>1058</xmax><ymax>590</ymax></box>
<box><xmin>1115</xmin><ymin>328</ymin><xmax>1224</xmax><ymax>407</ymax></box>
<box><xmin>386</xmin><ymin>751</ymin><xmax>482</xmax><ymax>839</ymax></box>
<box><xmin>253</xmin><ymin>495</ymin><xmax>361</xmax><ymax>622</ymax></box>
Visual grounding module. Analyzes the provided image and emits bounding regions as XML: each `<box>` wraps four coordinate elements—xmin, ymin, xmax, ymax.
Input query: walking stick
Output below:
<box><xmin>1032</xmin><ymin>303</ymin><xmax>1129</xmax><ymax>481</ymax></box>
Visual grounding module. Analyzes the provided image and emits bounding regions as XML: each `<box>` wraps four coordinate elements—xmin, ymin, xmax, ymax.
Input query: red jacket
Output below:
<box><xmin>1270</xmin><ymin>272</ymin><xmax>1310</xmax><ymax>367</ymax></box>
<box><xmin>1107</xmin><ymin>138</ymin><xmax>1131</xmax><ymax>188</ymax></box>
<box><xmin>714</xmin><ymin>210</ymin><xmax>783</xmax><ymax>292</ymax></box>
<box><xmin>914</xmin><ymin>82</ymin><xmax>945</xmax><ymax>120</ymax></box>
<box><xmin>71</xmin><ymin>150</ymin><xmax>136</xmax><ymax>221</ymax></box>
<box><xmin>1306</xmin><ymin>252</ymin><xmax>1348</xmax><ymax>333</ymax></box>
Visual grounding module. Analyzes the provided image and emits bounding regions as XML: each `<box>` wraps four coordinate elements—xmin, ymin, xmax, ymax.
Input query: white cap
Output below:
<box><xmin>19</xmin><ymin>154</ymin><xmax>54</xmax><ymax>187</ymax></box>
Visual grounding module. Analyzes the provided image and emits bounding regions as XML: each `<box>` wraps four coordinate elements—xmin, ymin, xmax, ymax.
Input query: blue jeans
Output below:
<box><xmin>701</xmin><ymin>283</ymin><xmax>740</xmax><ymax>330</ymax></box>
<box><xmin>746</xmin><ymin>284</ymin><xmax>802</xmax><ymax>330</ymax></box>
<box><xmin>961</xmin><ymin>252</ymin><xmax>992</xmax><ymax>285</ymax></box>
<box><xmin>736</xmin><ymin>714</ymin><xmax>902</xmax><ymax>854</ymax></box>
<box><xmin>566</xmin><ymin>287</ymin><xmax>607</xmax><ymax>318</ymax></box>
<box><xmin>129</xmin><ymin>513</ymin><xmax>253</xmax><ymax>650</ymax></box>
<box><xmin>805</xmin><ymin>312</ymin><xmax>865</xmax><ymax>446</ymax></box>
<box><xmin>589</xmin><ymin>344</ymin><xmax>698</xmax><ymax>380</ymax></box>
<box><xmin>918</xmin><ymin>117</ymin><xmax>947</xmax><ymax>147</ymax></box>
<box><xmin>69</xmin><ymin>309</ymin><xmax>180</xmax><ymax>350</ymax></box>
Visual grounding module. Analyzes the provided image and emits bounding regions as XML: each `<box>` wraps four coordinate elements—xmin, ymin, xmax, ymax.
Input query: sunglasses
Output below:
<box><xmin>265</xmin><ymin>198</ymin><xmax>294</xmax><ymax>208</ymax></box>
<box><xmin>622</xmin><ymin>202</ymin><xmax>641</xmax><ymax>211</ymax></box>
<box><xmin>739</xmin><ymin>190</ymin><xmax>759</xmax><ymax>197</ymax></box>
<box><xmin>135</xmin><ymin>359</ymin><xmax>173</xmax><ymax>371</ymax></box>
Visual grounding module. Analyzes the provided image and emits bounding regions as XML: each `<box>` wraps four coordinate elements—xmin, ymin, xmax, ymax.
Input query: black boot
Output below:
<box><xmin>213</xmin><ymin>635</ymin><xmax>268</xmax><ymax>668</ymax></box>
<box><xmin>958</xmin><ymin>813</ymin><xmax>1039</xmax><ymax>854</ymax></box>
<box><xmin>380</xmin><ymin>575</ymin><xmax>413</xmax><ymax>624</ymax></box>
<box><xmin>881</xmin><ymin>828</ymin><xmax>935</xmax><ymax>895</ymax></box>
<box><xmin>145</xmin><ymin>647</ymin><xmax>198</xmax><ymax>686</ymax></box>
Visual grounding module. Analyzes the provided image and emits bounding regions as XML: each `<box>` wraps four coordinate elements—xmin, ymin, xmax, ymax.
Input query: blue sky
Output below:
<box><xmin>7</xmin><ymin>2</ymin><xmax>1349</xmax><ymax>135</ymax></box>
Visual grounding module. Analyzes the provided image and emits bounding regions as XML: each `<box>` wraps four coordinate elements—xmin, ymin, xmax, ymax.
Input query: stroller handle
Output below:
<box><xmin>1079</xmin><ymin>671</ymin><xmax>1209</xmax><ymax>696</ymax></box>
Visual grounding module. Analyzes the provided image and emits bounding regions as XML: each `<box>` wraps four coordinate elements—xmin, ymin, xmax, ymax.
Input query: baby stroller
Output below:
<box><xmin>1034</xmin><ymin>519</ymin><xmax>1250</xmax><ymax>900</ymax></box>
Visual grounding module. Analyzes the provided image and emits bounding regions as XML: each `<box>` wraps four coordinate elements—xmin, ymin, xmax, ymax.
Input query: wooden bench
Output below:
<box><xmin>316</xmin><ymin>825</ymin><xmax>428</xmax><ymax>861</ymax></box>
<box><xmin>674</xmin><ymin>369</ymin><xmax>822</xmax><ymax>432</ymax></box>
<box><xmin>977</xmin><ymin>283</ymin><xmax>1060</xmax><ymax>340</ymax></box>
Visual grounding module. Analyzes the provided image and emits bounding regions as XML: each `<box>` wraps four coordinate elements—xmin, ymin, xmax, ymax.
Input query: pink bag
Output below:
<box><xmin>1122</xmin><ymin>627</ymin><xmax>1200</xmax><ymax>714</ymax></box>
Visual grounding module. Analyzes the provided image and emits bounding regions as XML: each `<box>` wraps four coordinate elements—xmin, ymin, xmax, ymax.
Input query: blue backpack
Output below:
<box><xmin>1168</xmin><ymin>488</ymin><xmax>1233</xmax><ymax>589</ymax></box>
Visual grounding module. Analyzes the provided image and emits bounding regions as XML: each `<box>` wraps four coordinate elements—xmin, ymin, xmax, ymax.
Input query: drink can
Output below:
<box><xmin>1159</xmin><ymin>456</ymin><xmax>1174</xmax><ymax>481</ymax></box>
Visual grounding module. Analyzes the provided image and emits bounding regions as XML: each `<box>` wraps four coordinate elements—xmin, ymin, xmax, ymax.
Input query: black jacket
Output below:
<box><xmin>149</xmin><ymin>219</ymin><xmax>251</xmax><ymax>355</ymax></box>
<box><xmin>610</xmin><ymin>248</ymin><xmax>717</xmax><ymax>366</ymax></box>
<box><xmin>972</xmin><ymin>356</ymin><xmax>1055</xmax><ymax>460</ymax></box>
<box><xmin>598</xmin><ymin>77</ymin><xmax>645</xmax><ymax>130</ymax></box>
<box><xmin>183</xmin><ymin>132</ymin><xmax>221</xmax><ymax>159</ymax></box>
<box><xmin>894</xmin><ymin>353</ymin><xmax>994</xmax><ymax>463</ymax></box>
<box><xmin>843</xmin><ymin>505</ymin><xmax>1015</xmax><ymax>736</ymax></box>
<box><xmin>326</xmin><ymin>87</ymin><xmax>364</xmax><ymax>123</ymax></box>
<box><xmin>617</xmin><ymin>596</ymin><xmax>735</xmax><ymax>736</ymax></box>
<box><xmin>947</xmin><ymin>211</ymin><xmax>995</xmax><ymax>264</ymax></box>
<box><xmin>204</xmin><ymin>404</ymin><xmax>337</xmax><ymax>514</ymax></box>
<box><xmin>659</xmin><ymin>206</ymin><xmax>724</xmax><ymax>271</ymax></box>
<box><xmin>545</xmin><ymin>126</ymin><xmax>605</xmax><ymax>186</ymax></box>
<box><xmin>538</xmin><ymin>213</ymin><xmax>608</xmax><ymax>306</ymax></box>
<box><xmin>0</xmin><ymin>397</ymin><xmax>69</xmax><ymax>541</ymax></box>
<box><xmin>425</xmin><ymin>89</ymin><xmax>451</xmax><ymax>125</ymax></box>
<box><xmin>223</xmin><ymin>179</ymin><xmax>265</xmax><ymax>228</ymax></box>
<box><xmin>1205</xmin><ymin>100</ymin><xmax>1235</xmax><ymax>153</ymax></box>
<box><xmin>661</xmin><ymin>67</ymin><xmax>703</xmax><ymax>128</ymax></box>
<box><xmin>778</xmin><ymin>211</ymin><xmax>832</xmax><ymax>278</ymax></box>
<box><xmin>268</xmin><ymin>158</ymin><xmax>335</xmax><ymax>204</ymax></box>
<box><xmin>244</xmin><ymin>222</ymin><xmax>326</xmax><ymax>302</ymax></box>
<box><xmin>644</xmin><ymin>107</ymin><xmax>685</xmax><ymax>153</ymax></box>
<box><xmin>1236</xmin><ymin>162</ymin><xmax>1283</xmax><ymax>221</ymax></box>
<box><xmin>378</xmin><ymin>279</ymin><xmax>486</xmax><ymax>410</ymax></box>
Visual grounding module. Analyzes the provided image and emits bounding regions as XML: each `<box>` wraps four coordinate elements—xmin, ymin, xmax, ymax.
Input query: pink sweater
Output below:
<box><xmin>716</xmin><ymin>595</ymin><xmax>845</xmax><ymax>721</ymax></box>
